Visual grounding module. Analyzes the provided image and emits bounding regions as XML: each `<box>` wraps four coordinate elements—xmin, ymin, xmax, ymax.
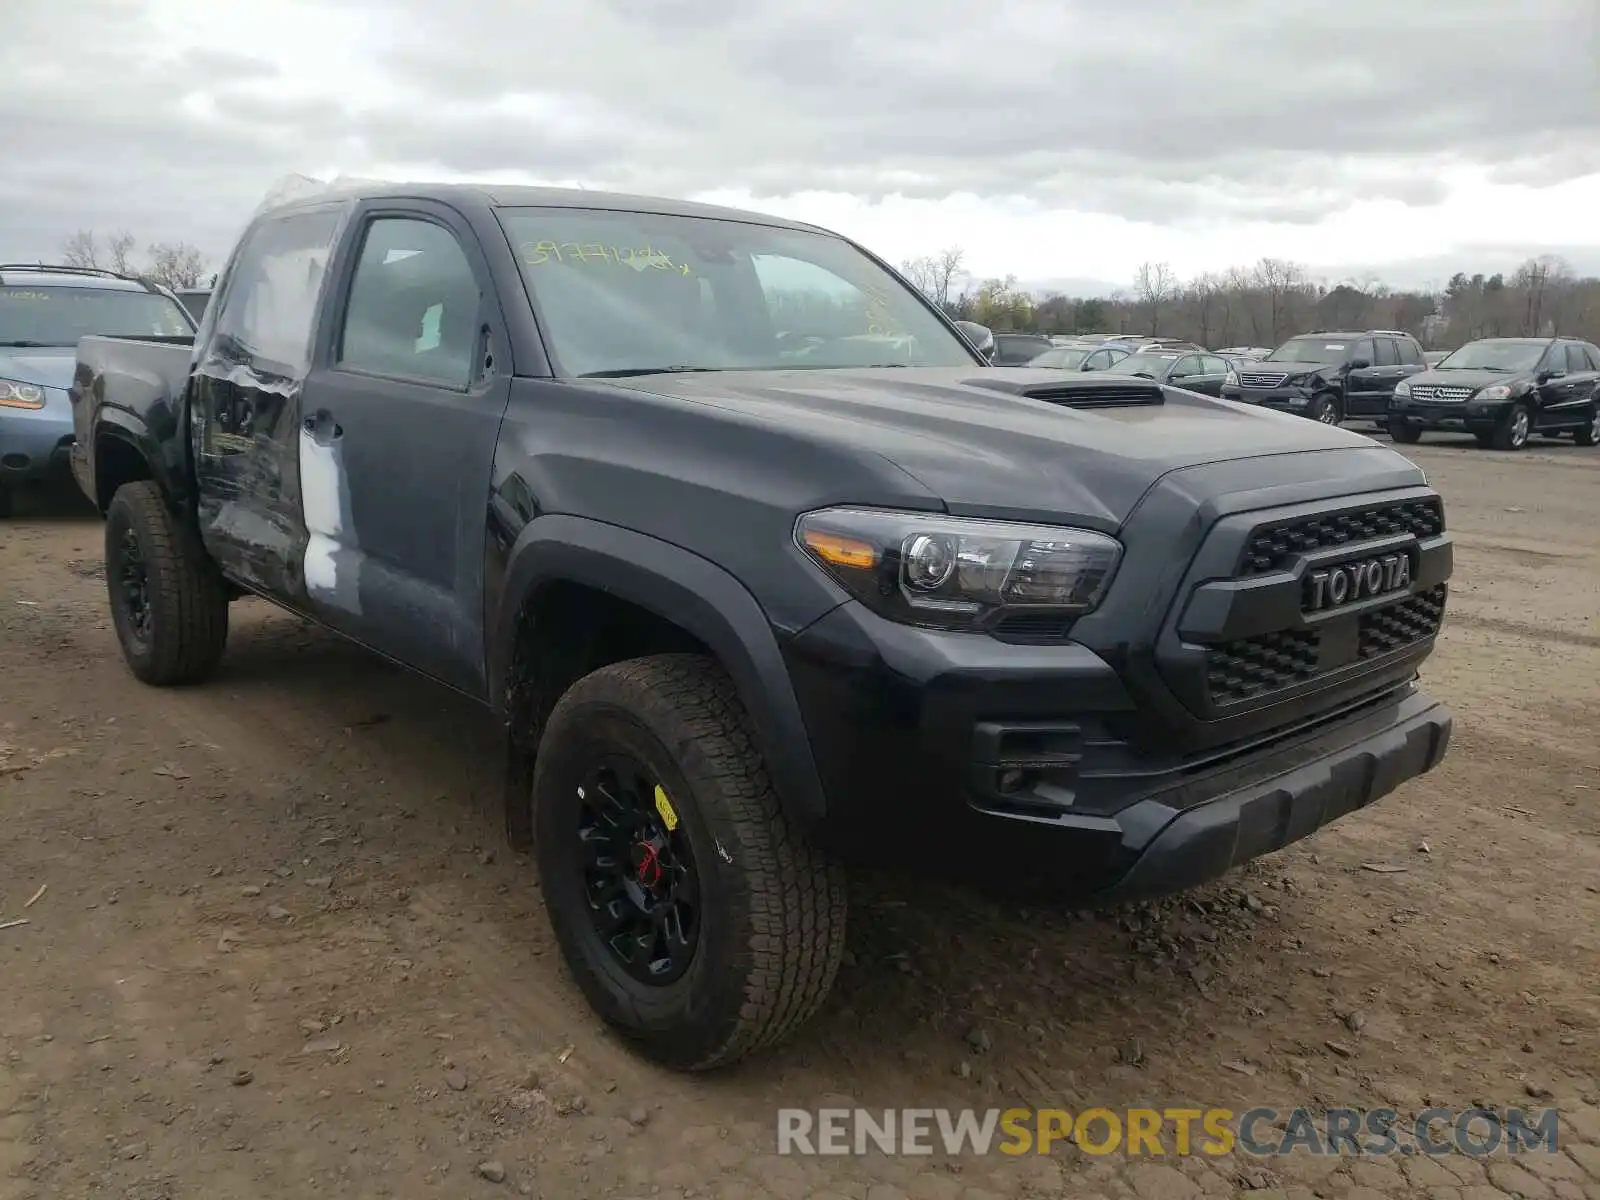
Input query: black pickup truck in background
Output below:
<box><xmin>69</xmin><ymin>182</ymin><xmax>1454</xmax><ymax>1070</ymax></box>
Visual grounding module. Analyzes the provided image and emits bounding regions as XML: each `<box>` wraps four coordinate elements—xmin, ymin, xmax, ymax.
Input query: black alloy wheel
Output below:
<box><xmin>575</xmin><ymin>756</ymin><xmax>700</xmax><ymax>985</ymax></box>
<box><xmin>115</xmin><ymin>524</ymin><xmax>154</xmax><ymax>654</ymax></box>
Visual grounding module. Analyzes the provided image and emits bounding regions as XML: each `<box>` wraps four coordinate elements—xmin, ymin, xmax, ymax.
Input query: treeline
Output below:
<box><xmin>901</xmin><ymin>248</ymin><xmax>1600</xmax><ymax>350</ymax></box>
<box><xmin>56</xmin><ymin>229</ymin><xmax>212</xmax><ymax>292</ymax></box>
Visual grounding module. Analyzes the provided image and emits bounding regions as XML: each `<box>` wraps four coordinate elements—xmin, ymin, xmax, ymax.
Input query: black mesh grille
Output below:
<box><xmin>1358</xmin><ymin>585</ymin><xmax>1447</xmax><ymax>658</ymax></box>
<box><xmin>1205</xmin><ymin>628</ymin><xmax>1321</xmax><ymax>705</ymax></box>
<box><xmin>1239</xmin><ymin>498</ymin><xmax>1444</xmax><ymax>575</ymax></box>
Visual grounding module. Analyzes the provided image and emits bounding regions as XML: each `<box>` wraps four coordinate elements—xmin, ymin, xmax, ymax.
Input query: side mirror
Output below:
<box><xmin>1537</xmin><ymin>368</ymin><xmax>1564</xmax><ymax>383</ymax></box>
<box><xmin>1348</xmin><ymin>358</ymin><xmax>1371</xmax><ymax>370</ymax></box>
<box><xmin>954</xmin><ymin>320</ymin><xmax>995</xmax><ymax>362</ymax></box>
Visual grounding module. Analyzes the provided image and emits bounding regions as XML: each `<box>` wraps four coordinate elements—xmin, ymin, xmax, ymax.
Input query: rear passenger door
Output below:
<box><xmin>295</xmin><ymin>204</ymin><xmax>513</xmax><ymax>699</ymax></box>
<box><xmin>191</xmin><ymin>206</ymin><xmax>345</xmax><ymax>598</ymax></box>
<box><xmin>1351</xmin><ymin>337</ymin><xmax>1401</xmax><ymax>417</ymax></box>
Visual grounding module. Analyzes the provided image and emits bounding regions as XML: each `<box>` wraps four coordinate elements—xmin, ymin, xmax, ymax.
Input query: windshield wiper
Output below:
<box><xmin>578</xmin><ymin>365</ymin><xmax>722</xmax><ymax>378</ymax></box>
<box><xmin>0</xmin><ymin>339</ymin><xmax>60</xmax><ymax>348</ymax></box>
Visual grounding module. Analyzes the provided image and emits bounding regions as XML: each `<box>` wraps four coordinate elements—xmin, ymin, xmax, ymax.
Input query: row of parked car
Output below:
<box><xmin>953</xmin><ymin>320</ymin><xmax>1600</xmax><ymax>452</ymax></box>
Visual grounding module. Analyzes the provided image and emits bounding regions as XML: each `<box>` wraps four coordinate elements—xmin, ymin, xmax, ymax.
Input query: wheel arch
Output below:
<box><xmin>490</xmin><ymin>515</ymin><xmax>830</xmax><ymax>846</ymax></box>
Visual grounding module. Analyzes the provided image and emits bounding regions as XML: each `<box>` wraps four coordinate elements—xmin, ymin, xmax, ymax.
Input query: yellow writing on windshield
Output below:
<box><xmin>860</xmin><ymin>284</ymin><xmax>902</xmax><ymax>338</ymax></box>
<box><xmin>519</xmin><ymin>241</ymin><xmax>693</xmax><ymax>276</ymax></box>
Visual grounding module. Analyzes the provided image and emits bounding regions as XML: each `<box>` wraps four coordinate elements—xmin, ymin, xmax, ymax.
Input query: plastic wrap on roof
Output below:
<box><xmin>251</xmin><ymin>173</ymin><xmax>400</xmax><ymax>217</ymax></box>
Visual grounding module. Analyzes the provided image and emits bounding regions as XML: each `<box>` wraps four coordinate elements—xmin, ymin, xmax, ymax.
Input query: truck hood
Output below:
<box><xmin>0</xmin><ymin>346</ymin><xmax>76</xmax><ymax>390</ymax></box>
<box><xmin>608</xmin><ymin>366</ymin><xmax>1407</xmax><ymax>528</ymax></box>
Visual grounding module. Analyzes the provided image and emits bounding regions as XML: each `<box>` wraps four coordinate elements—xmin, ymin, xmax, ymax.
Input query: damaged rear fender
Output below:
<box><xmin>488</xmin><ymin>514</ymin><xmax>829</xmax><ymax>831</ymax></box>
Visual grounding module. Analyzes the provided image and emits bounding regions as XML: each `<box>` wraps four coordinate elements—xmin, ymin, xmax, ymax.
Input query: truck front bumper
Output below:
<box><xmin>1387</xmin><ymin>397</ymin><xmax>1507</xmax><ymax>433</ymax></box>
<box><xmin>783</xmin><ymin>600</ymin><xmax>1451</xmax><ymax>901</ymax></box>
<box><xmin>1222</xmin><ymin>385</ymin><xmax>1314</xmax><ymax>415</ymax></box>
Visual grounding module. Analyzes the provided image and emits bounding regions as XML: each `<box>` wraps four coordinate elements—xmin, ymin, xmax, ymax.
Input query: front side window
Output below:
<box><xmin>337</xmin><ymin>218</ymin><xmax>481</xmax><ymax>389</ymax></box>
<box><xmin>495</xmin><ymin>206</ymin><xmax>974</xmax><ymax>376</ymax></box>
<box><xmin>212</xmin><ymin>209</ymin><xmax>342</xmax><ymax>376</ymax></box>
<box><xmin>0</xmin><ymin>284</ymin><xmax>191</xmax><ymax>347</ymax></box>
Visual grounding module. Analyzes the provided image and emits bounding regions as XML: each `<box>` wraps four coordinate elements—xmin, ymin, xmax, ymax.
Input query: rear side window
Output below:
<box><xmin>1373</xmin><ymin>338</ymin><xmax>1399</xmax><ymax>367</ymax></box>
<box><xmin>337</xmin><ymin>218</ymin><xmax>482</xmax><ymax>389</ymax></box>
<box><xmin>1396</xmin><ymin>338</ymin><xmax>1423</xmax><ymax>366</ymax></box>
<box><xmin>1587</xmin><ymin>345</ymin><xmax>1600</xmax><ymax>372</ymax></box>
<box><xmin>212</xmin><ymin>210</ymin><xmax>342</xmax><ymax>376</ymax></box>
<box><xmin>1567</xmin><ymin>344</ymin><xmax>1589</xmax><ymax>374</ymax></box>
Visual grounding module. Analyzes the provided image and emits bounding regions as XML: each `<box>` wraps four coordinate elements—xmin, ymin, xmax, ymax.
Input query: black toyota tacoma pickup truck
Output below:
<box><xmin>69</xmin><ymin>183</ymin><xmax>1454</xmax><ymax>1071</ymax></box>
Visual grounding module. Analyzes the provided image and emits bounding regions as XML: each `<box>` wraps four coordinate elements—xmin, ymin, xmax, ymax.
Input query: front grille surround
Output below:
<box><xmin>1238</xmin><ymin>371</ymin><xmax>1289</xmax><ymax>388</ymax></box>
<box><xmin>1408</xmin><ymin>384</ymin><xmax>1473</xmax><ymax>403</ymax></box>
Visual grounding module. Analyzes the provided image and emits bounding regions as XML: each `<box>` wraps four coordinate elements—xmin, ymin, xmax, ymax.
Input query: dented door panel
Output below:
<box><xmin>191</xmin><ymin>206</ymin><xmax>348</xmax><ymax>601</ymax></box>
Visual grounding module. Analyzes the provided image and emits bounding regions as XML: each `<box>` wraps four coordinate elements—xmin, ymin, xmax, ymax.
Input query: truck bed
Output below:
<box><xmin>71</xmin><ymin>334</ymin><xmax>198</xmax><ymax>511</ymax></box>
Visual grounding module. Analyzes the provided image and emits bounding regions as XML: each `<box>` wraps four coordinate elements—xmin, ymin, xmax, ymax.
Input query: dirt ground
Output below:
<box><xmin>2</xmin><ymin>435</ymin><xmax>1598</xmax><ymax>1200</ymax></box>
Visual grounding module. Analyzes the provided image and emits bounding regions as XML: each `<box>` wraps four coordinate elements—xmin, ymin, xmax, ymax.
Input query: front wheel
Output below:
<box><xmin>1575</xmin><ymin>409</ymin><xmax>1600</xmax><ymax>447</ymax></box>
<box><xmin>1387</xmin><ymin>421</ymin><xmax>1421</xmax><ymax>444</ymax></box>
<box><xmin>104</xmin><ymin>481</ymin><xmax>230</xmax><ymax>685</ymax></box>
<box><xmin>1490</xmin><ymin>402</ymin><xmax>1533</xmax><ymax>451</ymax></box>
<box><xmin>1311</xmin><ymin>394</ymin><xmax>1342</xmax><ymax>425</ymax></box>
<box><xmin>531</xmin><ymin>653</ymin><xmax>847</xmax><ymax>1070</ymax></box>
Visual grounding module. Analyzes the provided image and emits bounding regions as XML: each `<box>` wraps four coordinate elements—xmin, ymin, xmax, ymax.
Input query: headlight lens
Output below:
<box><xmin>794</xmin><ymin>506</ymin><xmax>1123</xmax><ymax>632</ymax></box>
<box><xmin>1224</xmin><ymin>370</ymin><xmax>1238</xmax><ymax>386</ymax></box>
<box><xmin>0</xmin><ymin>379</ymin><xmax>45</xmax><ymax>410</ymax></box>
<box><xmin>1475</xmin><ymin>384</ymin><xmax>1513</xmax><ymax>400</ymax></box>
<box><xmin>1394</xmin><ymin>380</ymin><xmax>1411</xmax><ymax>395</ymax></box>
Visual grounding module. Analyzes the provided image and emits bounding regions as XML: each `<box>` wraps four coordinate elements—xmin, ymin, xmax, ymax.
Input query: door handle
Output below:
<box><xmin>303</xmin><ymin>409</ymin><xmax>343</xmax><ymax>443</ymax></box>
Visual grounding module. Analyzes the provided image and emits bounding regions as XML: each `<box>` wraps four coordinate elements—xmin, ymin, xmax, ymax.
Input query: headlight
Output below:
<box><xmin>1394</xmin><ymin>380</ymin><xmax>1411</xmax><ymax>396</ymax></box>
<box><xmin>1475</xmin><ymin>384</ymin><xmax>1513</xmax><ymax>400</ymax></box>
<box><xmin>1287</xmin><ymin>374</ymin><xmax>1310</xmax><ymax>387</ymax></box>
<box><xmin>0</xmin><ymin>379</ymin><xmax>45</xmax><ymax>410</ymax></box>
<box><xmin>1224</xmin><ymin>370</ymin><xmax>1238</xmax><ymax>386</ymax></box>
<box><xmin>795</xmin><ymin>506</ymin><xmax>1123</xmax><ymax>632</ymax></box>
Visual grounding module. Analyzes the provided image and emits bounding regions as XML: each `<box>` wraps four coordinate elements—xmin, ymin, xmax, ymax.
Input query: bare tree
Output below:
<box><xmin>900</xmin><ymin>246</ymin><xmax>967</xmax><ymax>310</ymax></box>
<box><xmin>1133</xmin><ymin>261</ymin><xmax>1179</xmax><ymax>335</ymax></box>
<box><xmin>61</xmin><ymin>230</ymin><xmax>101</xmax><ymax>269</ymax></box>
<box><xmin>145</xmin><ymin>242</ymin><xmax>207</xmax><ymax>290</ymax></box>
<box><xmin>106</xmin><ymin>232</ymin><xmax>137</xmax><ymax>275</ymax></box>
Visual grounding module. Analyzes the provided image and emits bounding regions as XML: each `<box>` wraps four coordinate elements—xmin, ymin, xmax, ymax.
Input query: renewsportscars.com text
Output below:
<box><xmin>776</xmin><ymin>1106</ymin><xmax>1562</xmax><ymax>1158</ymax></box>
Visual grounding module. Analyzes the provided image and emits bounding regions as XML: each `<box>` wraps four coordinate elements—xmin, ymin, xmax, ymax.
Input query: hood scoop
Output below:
<box><xmin>962</xmin><ymin>376</ymin><xmax>1166</xmax><ymax>409</ymax></box>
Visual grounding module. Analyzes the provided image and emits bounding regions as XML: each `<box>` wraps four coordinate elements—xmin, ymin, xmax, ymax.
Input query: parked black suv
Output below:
<box><xmin>69</xmin><ymin>182</ymin><xmax>1454</xmax><ymax>1070</ymax></box>
<box><xmin>1387</xmin><ymin>336</ymin><xmax>1600</xmax><ymax>450</ymax></box>
<box><xmin>1224</xmin><ymin>330</ymin><xmax>1428</xmax><ymax>425</ymax></box>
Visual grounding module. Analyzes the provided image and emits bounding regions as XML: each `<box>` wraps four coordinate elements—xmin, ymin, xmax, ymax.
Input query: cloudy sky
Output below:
<box><xmin>3</xmin><ymin>0</ymin><xmax>1597</xmax><ymax>295</ymax></box>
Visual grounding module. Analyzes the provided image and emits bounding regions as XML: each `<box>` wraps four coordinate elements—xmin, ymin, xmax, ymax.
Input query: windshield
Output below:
<box><xmin>496</xmin><ymin>207</ymin><xmax>976</xmax><ymax>375</ymax></box>
<box><xmin>0</xmin><ymin>284</ymin><xmax>192</xmax><ymax>346</ymax></box>
<box><xmin>1113</xmin><ymin>351</ymin><xmax>1181</xmax><ymax>376</ymax></box>
<box><xmin>1434</xmin><ymin>340</ymin><xmax>1546</xmax><ymax>372</ymax></box>
<box><xmin>1269</xmin><ymin>337</ymin><xmax>1353</xmax><ymax>364</ymax></box>
<box><xmin>1029</xmin><ymin>347</ymin><xmax>1089</xmax><ymax>368</ymax></box>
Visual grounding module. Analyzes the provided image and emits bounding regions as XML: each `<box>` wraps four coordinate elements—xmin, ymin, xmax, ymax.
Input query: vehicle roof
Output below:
<box><xmin>0</xmin><ymin>265</ymin><xmax>156</xmax><ymax>291</ymax></box>
<box><xmin>1461</xmin><ymin>335</ymin><xmax>1576</xmax><ymax>344</ymax></box>
<box><xmin>258</xmin><ymin>181</ymin><xmax>833</xmax><ymax>236</ymax></box>
<box><xmin>1295</xmin><ymin>329</ymin><xmax>1420</xmax><ymax>339</ymax></box>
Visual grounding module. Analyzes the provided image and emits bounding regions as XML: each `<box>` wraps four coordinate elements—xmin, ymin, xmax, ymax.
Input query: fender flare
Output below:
<box><xmin>93</xmin><ymin>408</ymin><xmax>188</xmax><ymax>513</ymax></box>
<box><xmin>489</xmin><ymin>514</ymin><xmax>829</xmax><ymax>829</ymax></box>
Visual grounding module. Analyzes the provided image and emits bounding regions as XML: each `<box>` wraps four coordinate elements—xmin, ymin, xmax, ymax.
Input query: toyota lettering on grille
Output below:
<box><xmin>1305</xmin><ymin>554</ymin><xmax>1412</xmax><ymax>613</ymax></box>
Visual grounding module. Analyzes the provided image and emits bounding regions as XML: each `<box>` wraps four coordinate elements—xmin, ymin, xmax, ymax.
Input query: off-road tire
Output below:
<box><xmin>1490</xmin><ymin>402</ymin><xmax>1533</xmax><ymax>451</ymax></box>
<box><xmin>1311</xmin><ymin>394</ymin><xmax>1342</xmax><ymax>425</ymax></box>
<box><xmin>1386</xmin><ymin>421</ymin><xmax>1421</xmax><ymax>444</ymax></box>
<box><xmin>105</xmin><ymin>481</ymin><xmax>230</xmax><ymax>685</ymax></box>
<box><xmin>1575</xmin><ymin>409</ymin><xmax>1600</xmax><ymax>447</ymax></box>
<box><xmin>531</xmin><ymin>653</ymin><xmax>847</xmax><ymax>1070</ymax></box>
